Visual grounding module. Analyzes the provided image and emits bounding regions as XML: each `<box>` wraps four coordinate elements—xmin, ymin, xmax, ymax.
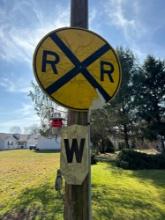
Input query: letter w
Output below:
<box><xmin>64</xmin><ymin>138</ymin><xmax>85</xmax><ymax>163</ymax></box>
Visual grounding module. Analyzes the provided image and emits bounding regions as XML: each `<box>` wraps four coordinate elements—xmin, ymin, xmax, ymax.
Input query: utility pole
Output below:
<box><xmin>64</xmin><ymin>0</ymin><xmax>90</xmax><ymax>220</ymax></box>
<box><xmin>33</xmin><ymin>1</ymin><xmax>121</xmax><ymax>219</ymax></box>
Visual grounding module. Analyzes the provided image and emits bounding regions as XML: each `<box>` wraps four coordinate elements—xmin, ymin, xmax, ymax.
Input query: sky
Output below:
<box><xmin>0</xmin><ymin>0</ymin><xmax>165</xmax><ymax>133</ymax></box>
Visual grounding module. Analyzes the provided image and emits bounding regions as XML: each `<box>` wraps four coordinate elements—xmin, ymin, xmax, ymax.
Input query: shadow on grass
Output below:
<box><xmin>92</xmin><ymin>183</ymin><xmax>165</xmax><ymax>220</ymax></box>
<box><xmin>129</xmin><ymin>169</ymin><xmax>165</xmax><ymax>188</ymax></box>
<box><xmin>106</xmin><ymin>161</ymin><xmax>165</xmax><ymax>188</ymax></box>
<box><xmin>2</xmin><ymin>183</ymin><xmax>63</xmax><ymax>220</ymax></box>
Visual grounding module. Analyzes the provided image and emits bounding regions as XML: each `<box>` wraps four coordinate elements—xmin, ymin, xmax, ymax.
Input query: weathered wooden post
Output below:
<box><xmin>64</xmin><ymin>1</ymin><xmax>90</xmax><ymax>220</ymax></box>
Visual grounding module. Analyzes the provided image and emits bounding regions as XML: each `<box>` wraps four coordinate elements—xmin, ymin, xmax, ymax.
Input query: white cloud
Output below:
<box><xmin>0</xmin><ymin>1</ymin><xmax>70</xmax><ymax>94</ymax></box>
<box><xmin>104</xmin><ymin>0</ymin><xmax>140</xmax><ymax>40</ymax></box>
<box><xmin>0</xmin><ymin>1</ymin><xmax>69</xmax><ymax>64</ymax></box>
<box><xmin>0</xmin><ymin>73</ymin><xmax>32</xmax><ymax>93</ymax></box>
<box><xmin>0</xmin><ymin>117</ymin><xmax>40</xmax><ymax>134</ymax></box>
<box><xmin>0</xmin><ymin>101</ymin><xmax>67</xmax><ymax>133</ymax></box>
<box><xmin>0</xmin><ymin>103</ymin><xmax>40</xmax><ymax>133</ymax></box>
<box><xmin>103</xmin><ymin>0</ymin><xmax>149</xmax><ymax>60</ymax></box>
<box><xmin>89</xmin><ymin>8</ymin><xmax>97</xmax><ymax>24</ymax></box>
<box><xmin>104</xmin><ymin>0</ymin><xmax>145</xmax><ymax>42</ymax></box>
<box><xmin>19</xmin><ymin>103</ymin><xmax>37</xmax><ymax>117</ymax></box>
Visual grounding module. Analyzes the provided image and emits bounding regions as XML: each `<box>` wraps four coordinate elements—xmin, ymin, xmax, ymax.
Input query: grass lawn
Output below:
<box><xmin>0</xmin><ymin>150</ymin><xmax>165</xmax><ymax>220</ymax></box>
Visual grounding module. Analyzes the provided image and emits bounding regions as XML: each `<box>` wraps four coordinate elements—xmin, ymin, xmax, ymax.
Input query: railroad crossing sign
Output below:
<box><xmin>60</xmin><ymin>125</ymin><xmax>89</xmax><ymax>185</ymax></box>
<box><xmin>33</xmin><ymin>27</ymin><xmax>121</xmax><ymax>110</ymax></box>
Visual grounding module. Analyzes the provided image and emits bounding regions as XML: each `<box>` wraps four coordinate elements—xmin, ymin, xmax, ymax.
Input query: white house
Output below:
<box><xmin>0</xmin><ymin>132</ymin><xmax>61</xmax><ymax>151</ymax></box>
<box><xmin>0</xmin><ymin>133</ymin><xmax>39</xmax><ymax>150</ymax></box>
<box><xmin>27</xmin><ymin>134</ymin><xmax>39</xmax><ymax>148</ymax></box>
<box><xmin>0</xmin><ymin>133</ymin><xmax>18</xmax><ymax>150</ymax></box>
<box><xmin>17</xmin><ymin>134</ymin><xmax>29</xmax><ymax>149</ymax></box>
<box><xmin>36</xmin><ymin>136</ymin><xmax>61</xmax><ymax>151</ymax></box>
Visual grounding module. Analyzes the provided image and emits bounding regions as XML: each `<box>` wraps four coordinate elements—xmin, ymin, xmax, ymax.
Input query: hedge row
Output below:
<box><xmin>117</xmin><ymin>149</ymin><xmax>165</xmax><ymax>170</ymax></box>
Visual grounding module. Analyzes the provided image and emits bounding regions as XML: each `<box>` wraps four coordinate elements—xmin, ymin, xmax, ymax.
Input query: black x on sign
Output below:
<box><xmin>33</xmin><ymin>27</ymin><xmax>121</xmax><ymax>110</ymax></box>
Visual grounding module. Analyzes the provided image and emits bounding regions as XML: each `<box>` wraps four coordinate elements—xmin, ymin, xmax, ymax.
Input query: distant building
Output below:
<box><xmin>27</xmin><ymin>134</ymin><xmax>39</xmax><ymax>148</ymax></box>
<box><xmin>0</xmin><ymin>132</ymin><xmax>61</xmax><ymax>151</ymax></box>
<box><xmin>17</xmin><ymin>134</ymin><xmax>29</xmax><ymax>149</ymax></box>
<box><xmin>0</xmin><ymin>133</ymin><xmax>18</xmax><ymax>150</ymax></box>
<box><xmin>36</xmin><ymin>136</ymin><xmax>60</xmax><ymax>151</ymax></box>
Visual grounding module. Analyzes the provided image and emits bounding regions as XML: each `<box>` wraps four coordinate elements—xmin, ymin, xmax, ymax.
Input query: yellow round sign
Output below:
<box><xmin>33</xmin><ymin>27</ymin><xmax>121</xmax><ymax>111</ymax></box>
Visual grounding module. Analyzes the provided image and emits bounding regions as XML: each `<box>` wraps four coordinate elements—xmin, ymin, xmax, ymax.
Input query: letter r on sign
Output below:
<box><xmin>42</xmin><ymin>50</ymin><xmax>60</xmax><ymax>74</ymax></box>
<box><xmin>100</xmin><ymin>61</ymin><xmax>114</xmax><ymax>82</ymax></box>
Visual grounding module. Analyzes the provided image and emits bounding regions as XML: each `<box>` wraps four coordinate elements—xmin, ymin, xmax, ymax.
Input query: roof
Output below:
<box><xmin>0</xmin><ymin>133</ymin><xmax>16</xmax><ymax>141</ymax></box>
<box><xmin>0</xmin><ymin>133</ymin><xmax>38</xmax><ymax>142</ymax></box>
<box><xmin>18</xmin><ymin>134</ymin><xmax>29</xmax><ymax>142</ymax></box>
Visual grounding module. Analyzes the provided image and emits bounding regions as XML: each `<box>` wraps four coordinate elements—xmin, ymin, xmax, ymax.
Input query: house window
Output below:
<box><xmin>8</xmin><ymin>141</ymin><xmax>13</xmax><ymax>146</ymax></box>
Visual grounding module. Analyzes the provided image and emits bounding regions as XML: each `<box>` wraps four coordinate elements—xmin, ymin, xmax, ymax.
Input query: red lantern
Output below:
<box><xmin>50</xmin><ymin>118</ymin><xmax>63</xmax><ymax>128</ymax></box>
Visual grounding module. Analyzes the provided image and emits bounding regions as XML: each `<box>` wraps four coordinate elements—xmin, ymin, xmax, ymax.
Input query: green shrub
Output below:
<box><xmin>117</xmin><ymin>149</ymin><xmax>165</xmax><ymax>170</ymax></box>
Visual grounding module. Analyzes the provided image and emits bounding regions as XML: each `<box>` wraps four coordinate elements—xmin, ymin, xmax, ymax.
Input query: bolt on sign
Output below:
<box><xmin>60</xmin><ymin>125</ymin><xmax>89</xmax><ymax>185</ymax></box>
<box><xmin>33</xmin><ymin>27</ymin><xmax>121</xmax><ymax>111</ymax></box>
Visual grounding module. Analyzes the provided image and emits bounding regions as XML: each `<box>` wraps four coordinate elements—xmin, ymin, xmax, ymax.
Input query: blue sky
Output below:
<box><xmin>0</xmin><ymin>0</ymin><xmax>165</xmax><ymax>133</ymax></box>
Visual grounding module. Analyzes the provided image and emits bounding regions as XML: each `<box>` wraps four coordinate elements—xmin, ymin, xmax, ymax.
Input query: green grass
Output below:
<box><xmin>92</xmin><ymin>163</ymin><xmax>165</xmax><ymax>220</ymax></box>
<box><xmin>0</xmin><ymin>150</ymin><xmax>165</xmax><ymax>220</ymax></box>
